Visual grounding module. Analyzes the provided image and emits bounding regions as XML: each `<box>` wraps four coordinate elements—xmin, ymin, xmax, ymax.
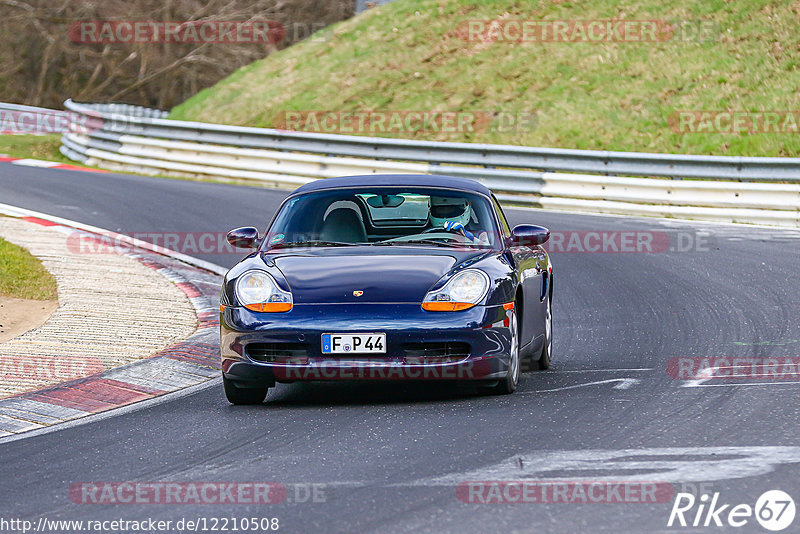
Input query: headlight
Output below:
<box><xmin>422</xmin><ymin>269</ymin><xmax>489</xmax><ymax>311</ymax></box>
<box><xmin>235</xmin><ymin>271</ymin><xmax>292</xmax><ymax>312</ymax></box>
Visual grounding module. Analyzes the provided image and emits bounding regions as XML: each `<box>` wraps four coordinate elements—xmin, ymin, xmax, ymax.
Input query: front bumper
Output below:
<box><xmin>220</xmin><ymin>303</ymin><xmax>513</xmax><ymax>387</ymax></box>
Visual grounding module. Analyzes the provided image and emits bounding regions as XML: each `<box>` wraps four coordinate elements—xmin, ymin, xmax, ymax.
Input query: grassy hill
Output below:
<box><xmin>170</xmin><ymin>0</ymin><xmax>800</xmax><ymax>156</ymax></box>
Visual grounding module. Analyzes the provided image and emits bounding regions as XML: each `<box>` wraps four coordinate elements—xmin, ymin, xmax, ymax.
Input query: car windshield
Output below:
<box><xmin>264</xmin><ymin>187</ymin><xmax>501</xmax><ymax>249</ymax></box>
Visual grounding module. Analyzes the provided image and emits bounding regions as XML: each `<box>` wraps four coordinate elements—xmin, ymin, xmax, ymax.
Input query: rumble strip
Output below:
<box><xmin>0</xmin><ymin>212</ymin><xmax>222</xmax><ymax>439</ymax></box>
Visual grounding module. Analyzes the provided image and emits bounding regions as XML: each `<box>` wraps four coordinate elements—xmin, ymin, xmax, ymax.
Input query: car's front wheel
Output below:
<box><xmin>537</xmin><ymin>295</ymin><xmax>553</xmax><ymax>370</ymax></box>
<box><xmin>492</xmin><ymin>306</ymin><xmax>520</xmax><ymax>394</ymax></box>
<box><xmin>223</xmin><ymin>376</ymin><xmax>269</xmax><ymax>405</ymax></box>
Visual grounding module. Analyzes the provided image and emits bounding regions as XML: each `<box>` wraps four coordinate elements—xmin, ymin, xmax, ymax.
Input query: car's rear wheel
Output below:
<box><xmin>537</xmin><ymin>295</ymin><xmax>553</xmax><ymax>370</ymax></box>
<box><xmin>493</xmin><ymin>306</ymin><xmax>520</xmax><ymax>394</ymax></box>
<box><xmin>223</xmin><ymin>376</ymin><xmax>268</xmax><ymax>405</ymax></box>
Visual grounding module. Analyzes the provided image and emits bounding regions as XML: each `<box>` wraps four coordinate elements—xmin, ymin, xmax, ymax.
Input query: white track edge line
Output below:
<box><xmin>0</xmin><ymin>202</ymin><xmax>227</xmax><ymax>276</ymax></box>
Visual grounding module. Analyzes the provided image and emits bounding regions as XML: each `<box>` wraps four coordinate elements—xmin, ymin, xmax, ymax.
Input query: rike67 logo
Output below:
<box><xmin>668</xmin><ymin>490</ymin><xmax>795</xmax><ymax>531</ymax></box>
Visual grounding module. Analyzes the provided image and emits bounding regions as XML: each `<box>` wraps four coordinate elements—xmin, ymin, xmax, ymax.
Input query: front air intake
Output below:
<box><xmin>246</xmin><ymin>343</ymin><xmax>309</xmax><ymax>364</ymax></box>
<box><xmin>402</xmin><ymin>342</ymin><xmax>470</xmax><ymax>364</ymax></box>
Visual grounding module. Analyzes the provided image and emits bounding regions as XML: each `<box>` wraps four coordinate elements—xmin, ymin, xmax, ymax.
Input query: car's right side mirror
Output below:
<box><xmin>226</xmin><ymin>226</ymin><xmax>260</xmax><ymax>249</ymax></box>
<box><xmin>510</xmin><ymin>224</ymin><xmax>550</xmax><ymax>246</ymax></box>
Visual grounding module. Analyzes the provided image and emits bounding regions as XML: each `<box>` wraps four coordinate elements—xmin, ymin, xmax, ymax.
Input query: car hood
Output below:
<box><xmin>267</xmin><ymin>247</ymin><xmax>490</xmax><ymax>304</ymax></box>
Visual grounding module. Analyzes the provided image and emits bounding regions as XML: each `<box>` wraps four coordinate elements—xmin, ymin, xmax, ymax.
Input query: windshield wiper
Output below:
<box><xmin>373</xmin><ymin>239</ymin><xmax>467</xmax><ymax>248</ymax></box>
<box><xmin>271</xmin><ymin>240</ymin><xmax>359</xmax><ymax>249</ymax></box>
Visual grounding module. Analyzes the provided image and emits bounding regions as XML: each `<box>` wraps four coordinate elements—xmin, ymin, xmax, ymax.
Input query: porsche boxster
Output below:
<box><xmin>219</xmin><ymin>174</ymin><xmax>553</xmax><ymax>404</ymax></box>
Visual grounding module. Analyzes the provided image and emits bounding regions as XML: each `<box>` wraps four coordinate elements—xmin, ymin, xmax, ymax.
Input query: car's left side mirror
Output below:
<box><xmin>510</xmin><ymin>224</ymin><xmax>550</xmax><ymax>246</ymax></box>
<box><xmin>226</xmin><ymin>226</ymin><xmax>260</xmax><ymax>249</ymax></box>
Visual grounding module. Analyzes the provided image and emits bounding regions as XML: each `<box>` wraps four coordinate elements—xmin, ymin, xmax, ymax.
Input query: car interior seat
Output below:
<box><xmin>320</xmin><ymin>208</ymin><xmax>368</xmax><ymax>243</ymax></box>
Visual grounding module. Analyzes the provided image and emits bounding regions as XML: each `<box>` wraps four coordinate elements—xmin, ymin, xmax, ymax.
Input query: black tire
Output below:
<box><xmin>492</xmin><ymin>305</ymin><xmax>520</xmax><ymax>394</ymax></box>
<box><xmin>537</xmin><ymin>295</ymin><xmax>553</xmax><ymax>370</ymax></box>
<box><xmin>223</xmin><ymin>375</ymin><xmax>268</xmax><ymax>405</ymax></box>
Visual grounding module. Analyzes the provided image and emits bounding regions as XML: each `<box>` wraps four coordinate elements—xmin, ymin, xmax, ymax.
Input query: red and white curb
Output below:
<box><xmin>0</xmin><ymin>206</ymin><xmax>224</xmax><ymax>440</ymax></box>
<box><xmin>0</xmin><ymin>202</ymin><xmax>225</xmax><ymax>275</ymax></box>
<box><xmin>0</xmin><ymin>155</ymin><xmax>109</xmax><ymax>173</ymax></box>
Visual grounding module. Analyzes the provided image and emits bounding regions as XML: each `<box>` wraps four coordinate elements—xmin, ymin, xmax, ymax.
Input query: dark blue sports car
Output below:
<box><xmin>219</xmin><ymin>174</ymin><xmax>553</xmax><ymax>404</ymax></box>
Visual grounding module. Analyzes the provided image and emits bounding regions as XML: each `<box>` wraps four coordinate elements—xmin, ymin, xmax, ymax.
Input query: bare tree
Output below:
<box><xmin>0</xmin><ymin>0</ymin><xmax>354</xmax><ymax>109</ymax></box>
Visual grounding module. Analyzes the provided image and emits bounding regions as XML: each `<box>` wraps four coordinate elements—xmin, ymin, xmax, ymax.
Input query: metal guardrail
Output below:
<box><xmin>0</xmin><ymin>102</ymin><xmax>71</xmax><ymax>134</ymax></box>
<box><xmin>70</xmin><ymin>103</ymin><xmax>169</xmax><ymax>120</ymax></box>
<box><xmin>0</xmin><ymin>101</ymin><xmax>167</xmax><ymax>135</ymax></box>
<box><xmin>63</xmin><ymin>100</ymin><xmax>800</xmax><ymax>181</ymax></box>
<box><xmin>59</xmin><ymin>99</ymin><xmax>800</xmax><ymax>227</ymax></box>
<box><xmin>0</xmin><ymin>102</ymin><xmax>62</xmax><ymax>114</ymax></box>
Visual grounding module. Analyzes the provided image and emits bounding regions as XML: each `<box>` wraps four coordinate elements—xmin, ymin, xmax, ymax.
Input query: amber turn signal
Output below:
<box><xmin>244</xmin><ymin>302</ymin><xmax>293</xmax><ymax>312</ymax></box>
<box><xmin>421</xmin><ymin>301</ymin><xmax>474</xmax><ymax>312</ymax></box>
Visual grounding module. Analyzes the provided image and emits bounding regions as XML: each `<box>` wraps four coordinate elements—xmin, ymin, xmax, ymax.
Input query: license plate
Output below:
<box><xmin>322</xmin><ymin>333</ymin><xmax>386</xmax><ymax>354</ymax></box>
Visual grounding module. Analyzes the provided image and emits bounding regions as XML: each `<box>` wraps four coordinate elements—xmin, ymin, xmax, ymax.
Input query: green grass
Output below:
<box><xmin>170</xmin><ymin>0</ymin><xmax>800</xmax><ymax>156</ymax></box>
<box><xmin>0</xmin><ymin>134</ymin><xmax>72</xmax><ymax>163</ymax></box>
<box><xmin>0</xmin><ymin>236</ymin><xmax>58</xmax><ymax>300</ymax></box>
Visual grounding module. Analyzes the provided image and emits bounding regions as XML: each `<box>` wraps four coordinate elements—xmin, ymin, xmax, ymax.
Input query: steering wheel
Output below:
<box><xmin>422</xmin><ymin>226</ymin><xmax>462</xmax><ymax>235</ymax></box>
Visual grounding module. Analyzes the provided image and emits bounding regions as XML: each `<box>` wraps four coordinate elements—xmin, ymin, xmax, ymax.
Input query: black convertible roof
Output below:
<box><xmin>292</xmin><ymin>174</ymin><xmax>493</xmax><ymax>196</ymax></box>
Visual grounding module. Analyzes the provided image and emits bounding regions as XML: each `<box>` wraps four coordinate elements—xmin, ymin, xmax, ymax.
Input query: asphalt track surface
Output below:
<box><xmin>2</xmin><ymin>163</ymin><xmax>800</xmax><ymax>533</ymax></box>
